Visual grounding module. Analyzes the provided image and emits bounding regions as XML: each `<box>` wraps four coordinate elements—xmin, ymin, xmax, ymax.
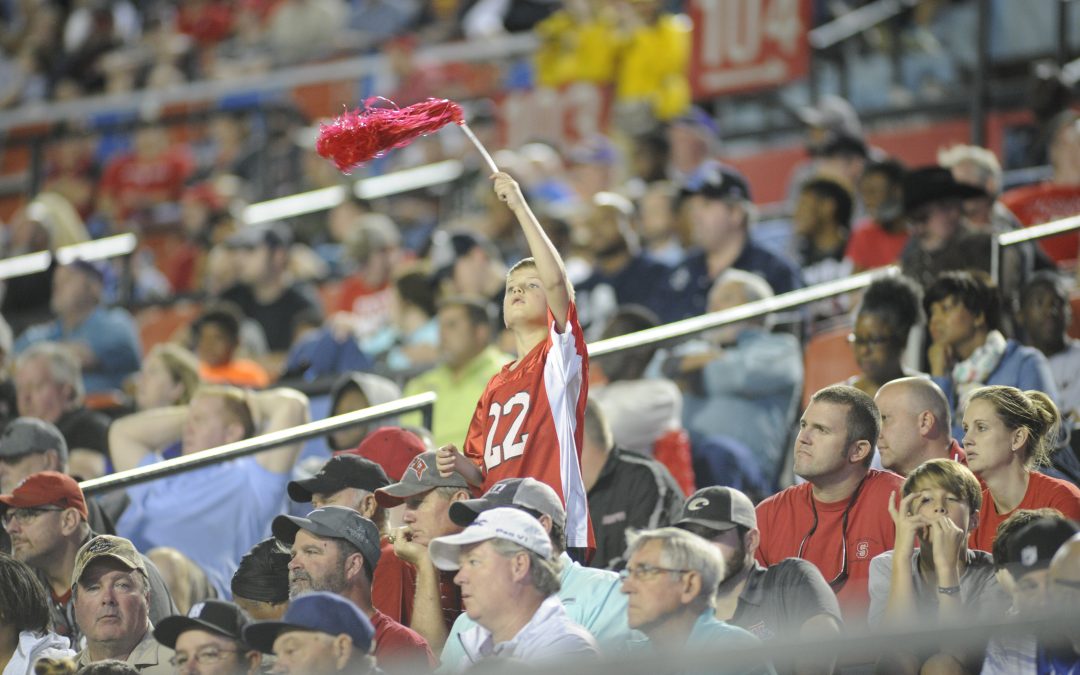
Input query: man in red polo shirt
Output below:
<box><xmin>756</xmin><ymin>385</ymin><xmax>903</xmax><ymax>624</ymax></box>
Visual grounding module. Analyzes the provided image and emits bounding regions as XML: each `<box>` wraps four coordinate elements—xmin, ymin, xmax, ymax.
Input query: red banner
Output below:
<box><xmin>688</xmin><ymin>0</ymin><xmax>811</xmax><ymax>98</ymax></box>
<box><xmin>497</xmin><ymin>83</ymin><xmax>613</xmax><ymax>151</ymax></box>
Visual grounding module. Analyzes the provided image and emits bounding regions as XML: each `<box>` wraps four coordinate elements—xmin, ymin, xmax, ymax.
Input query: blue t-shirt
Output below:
<box><xmin>15</xmin><ymin>306</ymin><xmax>141</xmax><ymax>393</ymax></box>
<box><xmin>628</xmin><ymin>609</ymin><xmax>772</xmax><ymax>675</ymax></box>
<box><xmin>439</xmin><ymin>553</ymin><xmax>632</xmax><ymax>671</ymax></box>
<box><xmin>1037</xmin><ymin>646</ymin><xmax>1080</xmax><ymax>675</ymax></box>
<box><xmin>116</xmin><ymin>453</ymin><xmax>289</xmax><ymax>597</ymax></box>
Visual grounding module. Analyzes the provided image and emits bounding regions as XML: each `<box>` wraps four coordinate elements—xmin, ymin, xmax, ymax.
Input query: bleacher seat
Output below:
<box><xmin>802</xmin><ymin>325</ymin><xmax>860</xmax><ymax>408</ymax></box>
<box><xmin>137</xmin><ymin>301</ymin><xmax>203</xmax><ymax>354</ymax></box>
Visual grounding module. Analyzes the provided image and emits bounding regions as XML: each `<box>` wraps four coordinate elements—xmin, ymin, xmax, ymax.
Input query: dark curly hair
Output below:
<box><xmin>856</xmin><ymin>275</ymin><xmax>925</xmax><ymax>346</ymax></box>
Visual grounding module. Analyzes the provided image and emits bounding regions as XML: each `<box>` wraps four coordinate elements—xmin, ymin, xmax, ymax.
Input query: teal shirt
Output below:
<box><xmin>439</xmin><ymin>553</ymin><xmax>633</xmax><ymax>671</ymax></box>
<box><xmin>628</xmin><ymin>609</ymin><xmax>774</xmax><ymax>675</ymax></box>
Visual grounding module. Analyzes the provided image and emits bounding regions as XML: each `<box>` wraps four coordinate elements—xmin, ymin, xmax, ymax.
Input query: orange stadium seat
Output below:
<box><xmin>1070</xmin><ymin>294</ymin><xmax>1080</xmax><ymax>340</ymax></box>
<box><xmin>802</xmin><ymin>325</ymin><xmax>860</xmax><ymax>408</ymax></box>
<box><xmin>137</xmin><ymin>302</ymin><xmax>203</xmax><ymax>354</ymax></box>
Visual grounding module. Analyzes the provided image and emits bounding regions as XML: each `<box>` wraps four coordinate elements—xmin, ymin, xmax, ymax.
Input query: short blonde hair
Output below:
<box><xmin>193</xmin><ymin>385</ymin><xmax>255</xmax><ymax>439</ymax></box>
<box><xmin>147</xmin><ymin>344</ymin><xmax>201</xmax><ymax>405</ymax></box>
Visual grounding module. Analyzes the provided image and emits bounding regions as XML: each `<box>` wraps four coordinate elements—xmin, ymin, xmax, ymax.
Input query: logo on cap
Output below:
<box><xmin>189</xmin><ymin>602</ymin><xmax>205</xmax><ymax>618</ymax></box>
<box><xmin>86</xmin><ymin>538</ymin><xmax>116</xmax><ymax>554</ymax></box>
<box><xmin>407</xmin><ymin>456</ymin><xmax>428</xmax><ymax>480</ymax></box>
<box><xmin>687</xmin><ymin>497</ymin><xmax>710</xmax><ymax>511</ymax></box>
<box><xmin>1021</xmin><ymin>545</ymin><xmax>1038</xmax><ymax>567</ymax></box>
<box><xmin>488</xmin><ymin>483</ymin><xmax>508</xmax><ymax>495</ymax></box>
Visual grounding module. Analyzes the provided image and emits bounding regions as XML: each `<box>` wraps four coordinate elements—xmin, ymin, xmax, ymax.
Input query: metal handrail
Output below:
<box><xmin>0</xmin><ymin>233</ymin><xmax>137</xmax><ymax>281</ymax></box>
<box><xmin>79</xmin><ymin>391</ymin><xmax>435</xmax><ymax>495</ymax></box>
<box><xmin>808</xmin><ymin>0</ymin><xmax>918</xmax><ymax>51</ymax></box>
<box><xmin>588</xmin><ymin>266</ymin><xmax>899</xmax><ymax>358</ymax></box>
<box><xmin>990</xmin><ymin>214</ymin><xmax>1080</xmax><ymax>284</ymax></box>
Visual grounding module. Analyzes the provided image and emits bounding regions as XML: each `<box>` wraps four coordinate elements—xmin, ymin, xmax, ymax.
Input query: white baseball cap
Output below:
<box><xmin>428</xmin><ymin>507</ymin><xmax>552</xmax><ymax>571</ymax></box>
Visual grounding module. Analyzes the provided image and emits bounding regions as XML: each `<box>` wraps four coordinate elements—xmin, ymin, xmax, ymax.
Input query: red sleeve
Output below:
<box><xmin>1047</xmin><ymin>480</ymin><xmax>1080</xmax><ymax>521</ymax></box>
<box><xmin>462</xmin><ymin>378</ymin><xmax>495</xmax><ymax>471</ymax></box>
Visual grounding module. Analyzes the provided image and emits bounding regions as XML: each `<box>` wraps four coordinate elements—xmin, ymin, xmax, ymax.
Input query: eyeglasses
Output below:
<box><xmin>170</xmin><ymin>647</ymin><xmax>241</xmax><ymax>669</ymax></box>
<box><xmin>846</xmin><ymin>334</ymin><xmax>894</xmax><ymax>348</ymax></box>
<box><xmin>1</xmin><ymin>506</ymin><xmax>64</xmax><ymax>528</ymax></box>
<box><xmin>619</xmin><ymin>563</ymin><xmax>691</xmax><ymax>582</ymax></box>
<box><xmin>796</xmin><ymin>478</ymin><xmax>867</xmax><ymax>590</ymax></box>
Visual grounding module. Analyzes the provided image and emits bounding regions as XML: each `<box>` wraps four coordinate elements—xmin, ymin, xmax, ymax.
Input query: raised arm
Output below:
<box><xmin>248</xmin><ymin>387</ymin><xmax>310</xmax><ymax>475</ymax></box>
<box><xmin>493</xmin><ymin>172</ymin><xmax>572</xmax><ymax>329</ymax></box>
<box><xmin>108</xmin><ymin>406</ymin><xmax>188</xmax><ymax>473</ymax></box>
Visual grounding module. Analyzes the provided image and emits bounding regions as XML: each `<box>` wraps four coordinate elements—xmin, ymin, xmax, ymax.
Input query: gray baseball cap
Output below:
<box><xmin>373</xmin><ymin>452</ymin><xmax>469</xmax><ymax>507</ymax></box>
<box><xmin>0</xmin><ymin>418</ymin><xmax>68</xmax><ymax>461</ymax></box>
<box><xmin>450</xmin><ymin>478</ymin><xmax>566</xmax><ymax>530</ymax></box>
<box><xmin>272</xmin><ymin>507</ymin><xmax>382</xmax><ymax>577</ymax></box>
<box><xmin>675</xmin><ymin>486</ymin><xmax>757</xmax><ymax>532</ymax></box>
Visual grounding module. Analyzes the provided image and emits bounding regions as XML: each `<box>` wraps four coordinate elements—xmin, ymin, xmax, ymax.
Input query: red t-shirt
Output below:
<box><xmin>755</xmin><ymin>469</ymin><xmax>903</xmax><ymax>623</ymax></box>
<box><xmin>968</xmin><ymin>471</ymin><xmax>1080</xmax><ymax>553</ymax></box>
<box><xmin>370</xmin><ymin>540</ymin><xmax>463</xmax><ymax>630</ymax></box>
<box><xmin>335</xmin><ymin>277</ymin><xmax>393</xmax><ymax>340</ymax></box>
<box><xmin>844</xmin><ymin>220</ymin><xmax>909</xmax><ymax>271</ymax></box>
<box><xmin>370</xmin><ymin>609</ymin><xmax>436</xmax><ymax>673</ymax></box>
<box><xmin>100</xmin><ymin>148</ymin><xmax>194</xmax><ymax>220</ymax></box>
<box><xmin>463</xmin><ymin>303</ymin><xmax>592</xmax><ymax>549</ymax></box>
<box><xmin>1000</xmin><ymin>182</ymin><xmax>1080</xmax><ymax>264</ymax></box>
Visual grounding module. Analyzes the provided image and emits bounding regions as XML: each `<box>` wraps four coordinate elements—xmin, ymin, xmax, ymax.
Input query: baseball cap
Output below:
<box><xmin>1002</xmin><ymin>518</ymin><xmax>1080</xmax><ymax>579</ymax></box>
<box><xmin>72</xmin><ymin>535</ymin><xmax>148</xmax><ymax>587</ymax></box>
<box><xmin>681</xmin><ymin>161</ymin><xmax>752</xmax><ymax>203</ymax></box>
<box><xmin>670</xmin><ymin>106</ymin><xmax>720</xmax><ymax>139</ymax></box>
<box><xmin>373</xmin><ymin>452</ymin><xmax>469</xmax><ymax>507</ymax></box>
<box><xmin>337</xmin><ymin>427</ymin><xmax>426</xmax><ymax>482</ymax></box>
<box><xmin>67</xmin><ymin>259</ymin><xmax>108</xmax><ymax>285</ymax></box>
<box><xmin>0</xmin><ymin>471</ymin><xmax>88</xmax><ymax>520</ymax></box>
<box><xmin>797</xmin><ymin>95</ymin><xmax>862</xmax><ymax>139</ymax></box>
<box><xmin>450</xmin><ymin>478</ymin><xmax>566</xmax><ymax>530</ymax></box>
<box><xmin>242</xmin><ymin>591</ymin><xmax>374</xmax><ymax>655</ymax></box>
<box><xmin>429</xmin><ymin>507</ymin><xmax>553</xmax><ymax>571</ymax></box>
<box><xmin>272</xmin><ymin>507</ymin><xmax>381</xmax><ymax>577</ymax></box>
<box><xmin>567</xmin><ymin>134</ymin><xmax>619</xmax><ymax>166</ymax></box>
<box><xmin>0</xmin><ymin>417</ymin><xmax>68</xmax><ymax>462</ymax></box>
<box><xmin>154</xmin><ymin>600</ymin><xmax>251</xmax><ymax>649</ymax></box>
<box><xmin>675</xmin><ymin>486</ymin><xmax>757</xmax><ymax>533</ymax></box>
<box><xmin>287</xmin><ymin>455</ymin><xmax>390</xmax><ymax>504</ymax></box>
<box><xmin>225</xmin><ymin>222</ymin><xmax>292</xmax><ymax>250</ymax></box>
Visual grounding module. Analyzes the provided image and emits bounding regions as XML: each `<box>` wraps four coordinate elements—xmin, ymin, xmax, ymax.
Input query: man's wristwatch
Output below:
<box><xmin>937</xmin><ymin>585</ymin><xmax>961</xmax><ymax>596</ymax></box>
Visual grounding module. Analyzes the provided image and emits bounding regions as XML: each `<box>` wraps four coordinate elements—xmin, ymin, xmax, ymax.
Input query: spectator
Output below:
<box><xmin>1001</xmin><ymin>110</ymin><xmax>1080</xmax><ymax>265</ymax></box>
<box><xmin>144</xmin><ymin>547</ymin><xmax>216</xmax><ymax>617</ymax></box>
<box><xmin>429</xmin><ymin>507</ymin><xmax>598</xmax><ymax>670</ymax></box>
<box><xmin>372</xmin><ymin>451</ymin><xmax>471</xmax><ymax>644</ymax></box>
<box><xmin>898</xmin><ymin>167</ymin><xmax>993</xmax><ymax>290</ymax></box>
<box><xmin>664</xmin><ymin>270</ymin><xmax>801</xmax><ymax>487</ymax></box>
<box><xmin>0</xmin><ymin>472</ymin><xmax>177</xmax><ymax>643</ymax></box>
<box><xmin>674</xmin><ymin>486</ymin><xmax>842</xmax><ymax>675</ymax></box>
<box><xmin>845</xmin><ymin>159</ymin><xmax>907</xmax><ymax>272</ymax></box>
<box><xmin>1017</xmin><ymin>272</ymin><xmax>1080</xmax><ymax>429</ymax></box>
<box><xmin>242</xmin><ymin>591</ymin><xmax>377</xmax><ymax>675</ymax></box>
<box><xmin>982</xmin><ymin>517</ymin><xmax>1080</xmax><ymax>674</ymax></box>
<box><xmin>591</xmin><ymin>307</ymin><xmax>684</xmax><ymax>458</ymax></box>
<box><xmin>1045</xmin><ymin>533</ymin><xmax>1080</xmax><ymax>667</ymax></box>
<box><xmin>925</xmin><ymin>271</ymin><xmax>1057</xmax><ymax>440</ymax></box>
<box><xmin>869</xmin><ymin>459</ymin><xmax>1007</xmax><ymax>673</ymax></box>
<box><xmin>71</xmin><ymin>535</ymin><xmax>174</xmax><ymax>673</ymax></box>
<box><xmin>962</xmin><ymin>386</ymin><xmax>1080</xmax><ymax>552</ymax></box>
<box><xmin>429</xmin><ymin>232</ymin><xmax>506</xmax><ymax>308</ymax></box>
<box><xmin>230</xmin><ymin>539</ymin><xmax>290</xmax><ymax>621</ymax></box>
<box><xmin>619</xmin><ymin>528</ymin><xmax>768</xmax><ymax>675</ymax></box>
<box><xmin>265</xmin><ymin>0</ymin><xmax>347</xmax><ymax>65</ymax></box>
<box><xmin>132</xmin><ymin>344</ymin><xmax>201</xmax><ymax>411</ymax></box>
<box><xmin>665</xmin><ymin>162</ymin><xmax>802</xmax><ymax>322</ymax></box>
<box><xmin>441</xmin><ymin>477</ymin><xmax>633</xmax><ymax>658</ymax></box>
<box><xmin>0</xmin><ymin>316</ymin><xmax>16</xmax><ymax>433</ymax></box>
<box><xmin>191</xmin><ymin>303</ymin><xmax>270</xmax><ymax>389</ymax></box>
<box><xmin>755</xmin><ymin>385</ymin><xmax>903</xmax><ymax>623</ymax></box>
<box><xmin>402</xmin><ymin>298</ymin><xmax>511</xmax><ymax>449</ymax></box>
<box><xmin>636</xmin><ymin>181</ymin><xmax>685</xmax><ymax>267</ymax></box>
<box><xmin>874</xmin><ymin>377</ymin><xmax>966</xmax><ymax>477</ymax></box>
<box><xmin>846</xmin><ymin>275</ymin><xmax>924</xmax><ymax>398</ymax></box>
<box><xmin>97</xmin><ymin>126</ymin><xmax>194</xmax><ymax>227</ymax></box>
<box><xmin>0</xmin><ymin>555</ymin><xmax>75</xmax><ymax>675</ymax></box>
<box><xmin>111</xmin><ymin>385</ymin><xmax>309</xmax><ymax>596</ymax></box>
<box><xmin>580</xmin><ymin>399</ymin><xmax>684</xmax><ymax>570</ymax></box>
<box><xmin>814</xmin><ymin>134</ymin><xmax>870</xmax><ymax>197</ymax></box>
<box><xmin>792</xmin><ymin>177</ymin><xmax>854</xmax><ymax>287</ymax></box>
<box><xmin>363</xmin><ymin>270</ymin><xmax>439</xmax><ymax>377</ymax></box>
<box><xmin>566</xmin><ymin>135</ymin><xmax>619</xmax><ymax>203</ymax></box>
<box><xmin>272</xmin><ymin>507</ymin><xmax>435</xmax><ymax>671</ymax></box>
<box><xmin>152</xmin><ymin>600</ymin><xmax>261</xmax><ymax>675</ymax></box>
<box><xmin>334</xmin><ymin>213</ymin><xmax>401</xmax><ymax>341</ymax></box>
<box><xmin>938</xmin><ymin>144</ymin><xmax>1020</xmax><ymax>234</ymax></box>
<box><xmin>667</xmin><ymin>108</ymin><xmax>720</xmax><ymax>188</ymax></box>
<box><xmin>12</xmin><ymin>345</ymin><xmax>111</xmax><ymax>481</ymax></box>
<box><xmin>221</xmin><ymin>222</ymin><xmax>322</xmax><ymax>354</ymax></box>
<box><xmin>325</xmin><ymin>372</ymin><xmax>402</xmax><ymax>453</ymax></box>
<box><xmin>574</xmin><ymin>192</ymin><xmax>673</xmax><ymax>339</ymax></box>
<box><xmin>15</xmin><ymin>260</ymin><xmax>141</xmax><ymax>395</ymax></box>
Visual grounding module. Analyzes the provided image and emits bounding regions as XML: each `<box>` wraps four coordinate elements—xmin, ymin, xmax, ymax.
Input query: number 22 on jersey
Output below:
<box><xmin>484</xmin><ymin>391</ymin><xmax>531</xmax><ymax>470</ymax></box>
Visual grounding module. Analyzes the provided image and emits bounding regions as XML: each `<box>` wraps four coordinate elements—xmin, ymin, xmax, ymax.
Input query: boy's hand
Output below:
<box><xmin>928</xmin><ymin>514</ymin><xmax>965</xmax><ymax>574</ymax></box>
<box><xmin>888</xmin><ymin>491</ymin><xmax>929</xmax><ymax>551</ymax></box>
<box><xmin>436</xmin><ymin>444</ymin><xmax>460</xmax><ymax>477</ymax></box>
<box><xmin>492</xmin><ymin>172</ymin><xmax>527</xmax><ymax>213</ymax></box>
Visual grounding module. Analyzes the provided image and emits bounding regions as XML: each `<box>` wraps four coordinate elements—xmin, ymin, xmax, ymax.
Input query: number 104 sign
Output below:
<box><xmin>688</xmin><ymin>0</ymin><xmax>811</xmax><ymax>98</ymax></box>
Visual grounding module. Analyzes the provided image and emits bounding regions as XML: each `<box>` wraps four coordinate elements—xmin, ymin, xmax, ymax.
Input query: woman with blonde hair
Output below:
<box><xmin>133</xmin><ymin>343</ymin><xmax>201</xmax><ymax>411</ymax></box>
<box><xmin>962</xmin><ymin>385</ymin><xmax>1080</xmax><ymax>551</ymax></box>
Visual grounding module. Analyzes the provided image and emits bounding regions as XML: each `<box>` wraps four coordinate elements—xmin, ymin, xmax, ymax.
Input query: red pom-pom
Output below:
<box><xmin>316</xmin><ymin>97</ymin><xmax>465</xmax><ymax>173</ymax></box>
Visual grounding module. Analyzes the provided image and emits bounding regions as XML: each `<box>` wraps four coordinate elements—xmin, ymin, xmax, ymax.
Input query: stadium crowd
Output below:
<box><xmin>2</xmin><ymin>1</ymin><xmax>1080</xmax><ymax>674</ymax></box>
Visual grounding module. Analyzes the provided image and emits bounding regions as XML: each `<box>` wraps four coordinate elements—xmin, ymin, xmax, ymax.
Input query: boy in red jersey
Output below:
<box><xmin>436</xmin><ymin>172</ymin><xmax>591</xmax><ymax>551</ymax></box>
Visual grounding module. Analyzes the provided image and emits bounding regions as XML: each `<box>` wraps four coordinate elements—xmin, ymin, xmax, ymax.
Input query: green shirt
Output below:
<box><xmin>402</xmin><ymin>346</ymin><xmax>513</xmax><ymax>448</ymax></box>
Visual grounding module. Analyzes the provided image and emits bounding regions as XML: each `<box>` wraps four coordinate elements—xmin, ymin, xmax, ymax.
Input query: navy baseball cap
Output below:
<box><xmin>681</xmin><ymin>161</ymin><xmax>752</xmax><ymax>202</ymax></box>
<box><xmin>242</xmin><ymin>592</ymin><xmax>374</xmax><ymax>654</ymax></box>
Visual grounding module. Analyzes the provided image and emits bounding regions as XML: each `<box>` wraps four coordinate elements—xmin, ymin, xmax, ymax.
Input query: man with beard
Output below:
<box><xmin>675</xmin><ymin>487</ymin><xmax>841</xmax><ymax>675</ymax></box>
<box><xmin>271</xmin><ymin>506</ymin><xmax>435</xmax><ymax>672</ymax></box>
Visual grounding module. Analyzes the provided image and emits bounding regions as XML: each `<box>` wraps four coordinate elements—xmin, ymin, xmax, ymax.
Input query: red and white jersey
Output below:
<box><xmin>464</xmin><ymin>302</ymin><xmax>591</xmax><ymax>548</ymax></box>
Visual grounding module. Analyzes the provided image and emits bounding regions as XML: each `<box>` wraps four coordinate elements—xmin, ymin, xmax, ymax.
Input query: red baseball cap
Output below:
<box><xmin>0</xmin><ymin>471</ymin><xmax>88</xmax><ymax>520</ymax></box>
<box><xmin>336</xmin><ymin>428</ymin><xmax>425</xmax><ymax>482</ymax></box>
